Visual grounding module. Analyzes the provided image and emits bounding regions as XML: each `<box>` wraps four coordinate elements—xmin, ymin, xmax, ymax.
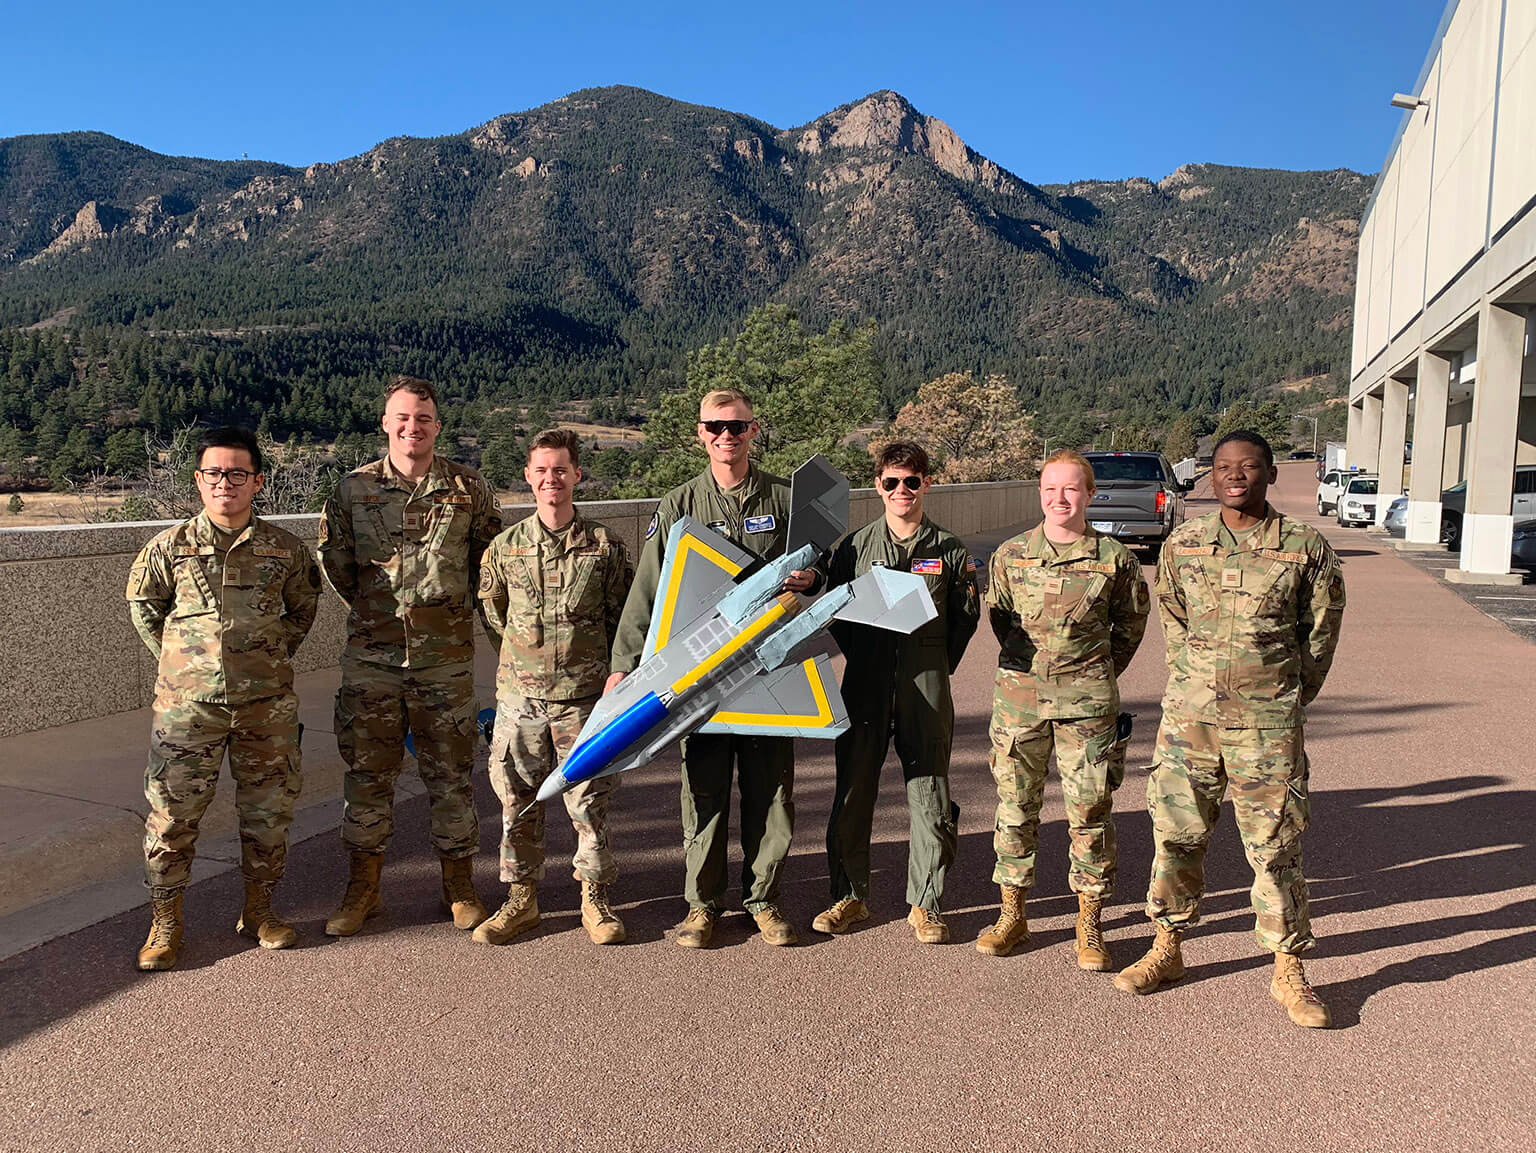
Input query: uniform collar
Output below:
<box><xmin>192</xmin><ymin>510</ymin><xmax>257</xmax><ymax>548</ymax></box>
<box><xmin>379</xmin><ymin>453</ymin><xmax>448</xmax><ymax>496</ymax></box>
<box><xmin>1025</xmin><ymin>523</ymin><xmax>1102</xmax><ymax>565</ymax></box>
<box><xmin>881</xmin><ymin>514</ymin><xmax>936</xmax><ymax>549</ymax></box>
<box><xmin>705</xmin><ymin>462</ymin><xmax>761</xmax><ymax>502</ymax></box>
<box><xmin>529</xmin><ymin>509</ymin><xmax>591</xmax><ymax>553</ymax></box>
<box><xmin>1197</xmin><ymin>503</ymin><xmax>1283</xmax><ymax>549</ymax></box>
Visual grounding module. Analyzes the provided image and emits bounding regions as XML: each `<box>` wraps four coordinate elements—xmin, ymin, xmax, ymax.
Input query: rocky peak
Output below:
<box><xmin>32</xmin><ymin>201</ymin><xmax>129</xmax><ymax>262</ymax></box>
<box><xmin>788</xmin><ymin>91</ymin><xmax>1020</xmax><ymax>197</ymax></box>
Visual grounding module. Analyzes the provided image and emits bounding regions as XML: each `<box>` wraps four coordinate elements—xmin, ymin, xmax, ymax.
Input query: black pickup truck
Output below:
<box><xmin>1081</xmin><ymin>451</ymin><xmax>1193</xmax><ymax>560</ymax></box>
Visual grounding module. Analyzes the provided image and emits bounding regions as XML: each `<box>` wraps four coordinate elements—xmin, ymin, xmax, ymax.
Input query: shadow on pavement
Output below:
<box><xmin>2</xmin><ymin>764</ymin><xmax>1530</xmax><ymax>1044</ymax></box>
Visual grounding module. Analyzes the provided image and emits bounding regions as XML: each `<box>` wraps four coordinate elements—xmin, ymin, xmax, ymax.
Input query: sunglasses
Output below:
<box><xmin>699</xmin><ymin>419</ymin><xmax>754</xmax><ymax>436</ymax></box>
<box><xmin>196</xmin><ymin>468</ymin><xmax>254</xmax><ymax>487</ymax></box>
<box><xmin>880</xmin><ymin>475</ymin><xmax>924</xmax><ymax>492</ymax></box>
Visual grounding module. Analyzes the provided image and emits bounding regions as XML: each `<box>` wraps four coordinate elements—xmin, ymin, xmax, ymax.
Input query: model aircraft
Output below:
<box><xmin>533</xmin><ymin>456</ymin><xmax>937</xmax><ymax>802</ymax></box>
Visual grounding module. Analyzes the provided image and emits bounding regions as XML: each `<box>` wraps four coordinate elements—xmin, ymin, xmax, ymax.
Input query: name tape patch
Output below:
<box><xmin>744</xmin><ymin>514</ymin><xmax>776</xmax><ymax>534</ymax></box>
<box><xmin>911</xmin><ymin>558</ymin><xmax>942</xmax><ymax>575</ymax></box>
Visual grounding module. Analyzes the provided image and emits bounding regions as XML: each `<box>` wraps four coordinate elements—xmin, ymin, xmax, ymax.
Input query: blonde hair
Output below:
<box><xmin>699</xmin><ymin>388</ymin><xmax>754</xmax><ymax>415</ymax></box>
<box><xmin>1041</xmin><ymin>448</ymin><xmax>1096</xmax><ymax>493</ymax></box>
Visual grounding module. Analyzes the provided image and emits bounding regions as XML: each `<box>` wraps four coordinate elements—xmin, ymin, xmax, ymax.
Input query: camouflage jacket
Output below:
<box><xmin>828</xmin><ymin>515</ymin><xmax>980</xmax><ymax>712</ymax></box>
<box><xmin>478</xmin><ymin>510</ymin><xmax>633</xmax><ymax>702</ymax></box>
<box><xmin>126</xmin><ymin>512</ymin><xmax>321</xmax><ymax>705</ymax></box>
<box><xmin>1156</xmin><ymin>505</ymin><xmax>1345</xmax><ymax>727</ymax></box>
<box><xmin>317</xmin><ymin>455</ymin><xmax>502</xmax><ymax>668</ymax></box>
<box><xmin>611</xmin><ymin>463</ymin><xmax>795</xmax><ymax>675</ymax></box>
<box><xmin>987</xmin><ymin>525</ymin><xmax>1149</xmax><ymax>719</ymax></box>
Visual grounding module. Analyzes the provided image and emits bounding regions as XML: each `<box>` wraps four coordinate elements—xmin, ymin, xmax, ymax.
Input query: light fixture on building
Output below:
<box><xmin>1390</xmin><ymin>93</ymin><xmax>1430</xmax><ymax>110</ymax></box>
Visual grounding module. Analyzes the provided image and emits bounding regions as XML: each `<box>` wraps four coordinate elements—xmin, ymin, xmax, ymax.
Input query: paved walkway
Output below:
<box><xmin>1</xmin><ymin>463</ymin><xmax>1532</xmax><ymax>1152</ymax></box>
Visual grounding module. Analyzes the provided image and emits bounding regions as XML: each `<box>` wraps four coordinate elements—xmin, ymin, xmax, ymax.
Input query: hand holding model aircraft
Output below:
<box><xmin>533</xmin><ymin>456</ymin><xmax>937</xmax><ymax>803</ymax></box>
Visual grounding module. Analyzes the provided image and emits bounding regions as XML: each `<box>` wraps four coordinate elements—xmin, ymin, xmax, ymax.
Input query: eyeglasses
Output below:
<box><xmin>880</xmin><ymin>475</ymin><xmax>924</xmax><ymax>493</ymax></box>
<box><xmin>196</xmin><ymin>468</ymin><xmax>253</xmax><ymax>487</ymax></box>
<box><xmin>699</xmin><ymin>420</ymin><xmax>753</xmax><ymax>436</ymax></box>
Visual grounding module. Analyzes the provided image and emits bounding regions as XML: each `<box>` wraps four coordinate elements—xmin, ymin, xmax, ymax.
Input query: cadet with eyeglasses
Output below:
<box><xmin>812</xmin><ymin>442</ymin><xmax>980</xmax><ymax>944</ymax></box>
<box><xmin>606</xmin><ymin>388</ymin><xmax>819</xmax><ymax>949</ymax></box>
<box><xmin>126</xmin><ymin>426</ymin><xmax>321</xmax><ymax>970</ymax></box>
<box><xmin>317</xmin><ymin>375</ymin><xmax>503</xmax><ymax>938</ymax></box>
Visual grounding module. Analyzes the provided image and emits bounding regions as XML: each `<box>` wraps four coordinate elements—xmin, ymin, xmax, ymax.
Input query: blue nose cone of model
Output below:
<box><xmin>534</xmin><ymin>691</ymin><xmax>672</xmax><ymax>802</ymax></box>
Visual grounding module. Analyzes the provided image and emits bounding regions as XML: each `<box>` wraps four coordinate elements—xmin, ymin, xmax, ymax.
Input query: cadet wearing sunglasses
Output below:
<box><xmin>607</xmin><ymin>388</ymin><xmax>819</xmax><ymax>949</ymax></box>
<box><xmin>814</xmin><ymin>442</ymin><xmax>980</xmax><ymax>943</ymax></box>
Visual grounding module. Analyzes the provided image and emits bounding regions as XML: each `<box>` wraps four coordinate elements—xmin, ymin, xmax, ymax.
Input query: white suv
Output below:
<box><xmin>1316</xmin><ymin>470</ymin><xmax>1349</xmax><ymax>515</ymax></box>
<box><xmin>1336</xmin><ymin>474</ymin><xmax>1380</xmax><ymax>527</ymax></box>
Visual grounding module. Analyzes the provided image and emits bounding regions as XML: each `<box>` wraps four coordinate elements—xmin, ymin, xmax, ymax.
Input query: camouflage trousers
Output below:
<box><xmin>143</xmin><ymin>692</ymin><xmax>301</xmax><ymax>896</ymax></box>
<box><xmin>681</xmin><ymin>733</ymin><xmax>794</xmax><ymax>914</ymax></box>
<box><xmin>988</xmin><ymin>706</ymin><xmax>1123</xmax><ymax>898</ymax></box>
<box><xmin>336</xmin><ymin>657</ymin><xmax>479</xmax><ymax>858</ymax></box>
<box><xmin>489</xmin><ymin>693</ymin><xmax>617</xmax><ymax>885</ymax></box>
<box><xmin>1145</xmin><ymin>717</ymin><xmax>1313</xmax><ymax>954</ymax></box>
<box><xmin>827</xmin><ymin>703</ymin><xmax>958</xmax><ymax>912</ymax></box>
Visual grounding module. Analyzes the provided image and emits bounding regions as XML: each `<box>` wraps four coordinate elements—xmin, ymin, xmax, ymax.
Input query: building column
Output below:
<box><xmin>1376</xmin><ymin>377</ymin><xmax>1410</xmax><ymax>523</ymax></box>
<box><xmin>1354</xmin><ymin>391</ymin><xmax>1383</xmax><ymax>473</ymax></box>
<box><xmin>1404</xmin><ymin>349</ymin><xmax>1451</xmax><ymax>545</ymax></box>
<box><xmin>1452</xmin><ymin>300</ymin><xmax>1525</xmax><ymax>583</ymax></box>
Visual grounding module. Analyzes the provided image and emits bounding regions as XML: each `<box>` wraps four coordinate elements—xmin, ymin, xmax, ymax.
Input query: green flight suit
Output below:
<box><xmin>611</xmin><ymin>463</ymin><xmax>797</xmax><ymax>914</ymax></box>
<box><xmin>1146</xmin><ymin>504</ymin><xmax>1345</xmax><ymax>954</ymax></box>
<box><xmin>824</xmin><ymin>515</ymin><xmax>980</xmax><ymax>911</ymax></box>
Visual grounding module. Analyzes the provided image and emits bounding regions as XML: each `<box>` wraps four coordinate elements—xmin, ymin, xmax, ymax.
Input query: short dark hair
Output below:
<box><xmin>527</xmin><ymin>428</ymin><xmax>582</xmax><ymax>467</ymax></box>
<box><xmin>196</xmin><ymin>426</ymin><xmax>263</xmax><ymax>474</ymax></box>
<box><xmin>382</xmin><ymin>374</ymin><xmax>440</xmax><ymax>416</ymax></box>
<box><xmin>875</xmin><ymin>441</ymin><xmax>931</xmax><ymax>477</ymax></box>
<box><xmin>1213</xmin><ymin>430</ymin><xmax>1274</xmax><ymax>468</ymax></box>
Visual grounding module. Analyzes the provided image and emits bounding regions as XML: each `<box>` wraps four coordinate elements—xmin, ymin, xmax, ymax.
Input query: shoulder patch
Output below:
<box><xmin>308</xmin><ymin>563</ymin><xmax>322</xmax><ymax>589</ymax></box>
<box><xmin>479</xmin><ymin>568</ymin><xmax>495</xmax><ymax>594</ymax></box>
<box><xmin>744</xmin><ymin>514</ymin><xmax>776</xmax><ymax>534</ymax></box>
<box><xmin>968</xmin><ymin>556</ymin><xmax>981</xmax><ymax>571</ymax></box>
<box><xmin>646</xmin><ymin>513</ymin><xmax>659</xmax><ymax>540</ymax></box>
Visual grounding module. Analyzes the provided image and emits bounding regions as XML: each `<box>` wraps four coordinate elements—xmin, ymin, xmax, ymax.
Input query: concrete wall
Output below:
<box><xmin>1353</xmin><ymin>0</ymin><xmax>1536</xmax><ymax>382</ymax></box>
<box><xmin>0</xmin><ymin>480</ymin><xmax>1040</xmax><ymax>739</ymax></box>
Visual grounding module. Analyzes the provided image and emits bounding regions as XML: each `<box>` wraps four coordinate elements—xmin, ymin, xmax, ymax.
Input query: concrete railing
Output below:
<box><xmin>0</xmin><ymin>479</ymin><xmax>1040</xmax><ymax>738</ymax></box>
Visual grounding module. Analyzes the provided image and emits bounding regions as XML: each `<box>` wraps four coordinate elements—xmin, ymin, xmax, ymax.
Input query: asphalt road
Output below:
<box><xmin>2</xmin><ymin>462</ymin><xmax>1532</xmax><ymax>1152</ymax></box>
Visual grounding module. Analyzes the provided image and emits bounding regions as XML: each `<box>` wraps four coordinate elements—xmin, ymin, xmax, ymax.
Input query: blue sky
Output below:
<box><xmin>3</xmin><ymin>0</ymin><xmax>1448</xmax><ymax>184</ymax></box>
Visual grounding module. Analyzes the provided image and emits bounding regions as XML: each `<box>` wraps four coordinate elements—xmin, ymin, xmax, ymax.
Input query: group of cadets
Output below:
<box><xmin>126</xmin><ymin>376</ymin><xmax>1345</xmax><ymax>1029</ymax></box>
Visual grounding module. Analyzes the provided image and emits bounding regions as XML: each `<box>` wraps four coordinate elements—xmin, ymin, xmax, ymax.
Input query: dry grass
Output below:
<box><xmin>1</xmin><ymin>491</ymin><xmax>128</xmax><ymax>528</ymax></box>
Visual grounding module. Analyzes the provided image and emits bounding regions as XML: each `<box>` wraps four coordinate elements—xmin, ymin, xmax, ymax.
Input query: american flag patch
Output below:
<box><xmin>967</xmin><ymin>556</ymin><xmax>981</xmax><ymax>571</ymax></box>
<box><xmin>911</xmin><ymin>558</ymin><xmax>942</xmax><ymax>575</ymax></box>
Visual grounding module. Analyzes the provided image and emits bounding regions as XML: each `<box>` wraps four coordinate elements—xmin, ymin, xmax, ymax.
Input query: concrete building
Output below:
<box><xmin>1349</xmin><ymin>0</ymin><xmax>1536</xmax><ymax>583</ymax></box>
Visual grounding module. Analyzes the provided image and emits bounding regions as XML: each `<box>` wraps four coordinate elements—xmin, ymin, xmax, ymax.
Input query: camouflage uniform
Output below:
<box><xmin>611</xmin><ymin>463</ymin><xmax>798</xmax><ymax>914</ymax></box>
<box><xmin>1147</xmin><ymin>504</ymin><xmax>1344</xmax><ymax>953</ymax></box>
<box><xmin>985</xmin><ymin>526</ymin><xmax>1149</xmax><ymax>898</ymax></box>
<box><xmin>318</xmin><ymin>455</ymin><xmax>502</xmax><ymax>858</ymax></box>
<box><xmin>126</xmin><ymin>512</ymin><xmax>321</xmax><ymax>895</ymax></box>
<box><xmin>824</xmin><ymin>516</ymin><xmax>980</xmax><ymax>910</ymax></box>
<box><xmin>477</xmin><ymin>511</ymin><xmax>632</xmax><ymax>884</ymax></box>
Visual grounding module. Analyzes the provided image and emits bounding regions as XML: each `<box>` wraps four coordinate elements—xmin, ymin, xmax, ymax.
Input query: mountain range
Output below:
<box><xmin>0</xmin><ymin>85</ymin><xmax>1370</xmax><ymax>433</ymax></box>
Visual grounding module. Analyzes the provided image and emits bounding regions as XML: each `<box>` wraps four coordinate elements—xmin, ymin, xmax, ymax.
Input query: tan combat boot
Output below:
<box><xmin>324</xmin><ymin>852</ymin><xmax>384</xmax><ymax>937</ymax></box>
<box><xmin>472</xmin><ymin>882</ymin><xmax>540</xmax><ymax>945</ymax></box>
<box><xmin>137</xmin><ymin>891</ymin><xmax>184</xmax><ymax>971</ymax></box>
<box><xmin>1271</xmin><ymin>952</ymin><xmax>1331</xmax><ymax>1028</ymax></box>
<box><xmin>1112</xmin><ymin>927</ymin><xmax>1185</xmax><ymax>995</ymax></box>
<box><xmin>675</xmin><ymin>907</ymin><xmax>716</xmax><ymax>949</ymax></box>
<box><xmin>439</xmin><ymin>854</ymin><xmax>488</xmax><ymax>930</ymax></box>
<box><xmin>753</xmin><ymin>904</ymin><xmax>797</xmax><ymax>946</ymax></box>
<box><xmin>975</xmin><ymin>885</ymin><xmax>1028</xmax><ymax>956</ymax></box>
<box><xmin>907</xmin><ymin>905</ymin><xmax>950</xmax><ymax>944</ymax></box>
<box><xmin>811</xmin><ymin>897</ymin><xmax>870</xmax><ymax>935</ymax></box>
<box><xmin>236</xmin><ymin>880</ymin><xmax>298</xmax><ymax>950</ymax></box>
<box><xmin>1074</xmin><ymin>892</ymin><xmax>1113</xmax><ymax>971</ymax></box>
<box><xmin>580</xmin><ymin>880</ymin><xmax>626</xmax><ymax>945</ymax></box>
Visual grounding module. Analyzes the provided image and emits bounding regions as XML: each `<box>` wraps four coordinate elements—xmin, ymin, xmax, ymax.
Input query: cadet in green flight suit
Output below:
<box><xmin>607</xmin><ymin>388</ymin><xmax>819</xmax><ymax>949</ymax></box>
<box><xmin>126</xmin><ymin>426</ymin><xmax>321</xmax><ymax>971</ymax></box>
<box><xmin>979</xmin><ymin>449</ymin><xmax>1149</xmax><ymax>970</ymax></box>
<box><xmin>812</xmin><ymin>442</ymin><xmax>980</xmax><ymax>944</ymax></box>
<box><xmin>1114</xmin><ymin>430</ymin><xmax>1345</xmax><ymax>1029</ymax></box>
